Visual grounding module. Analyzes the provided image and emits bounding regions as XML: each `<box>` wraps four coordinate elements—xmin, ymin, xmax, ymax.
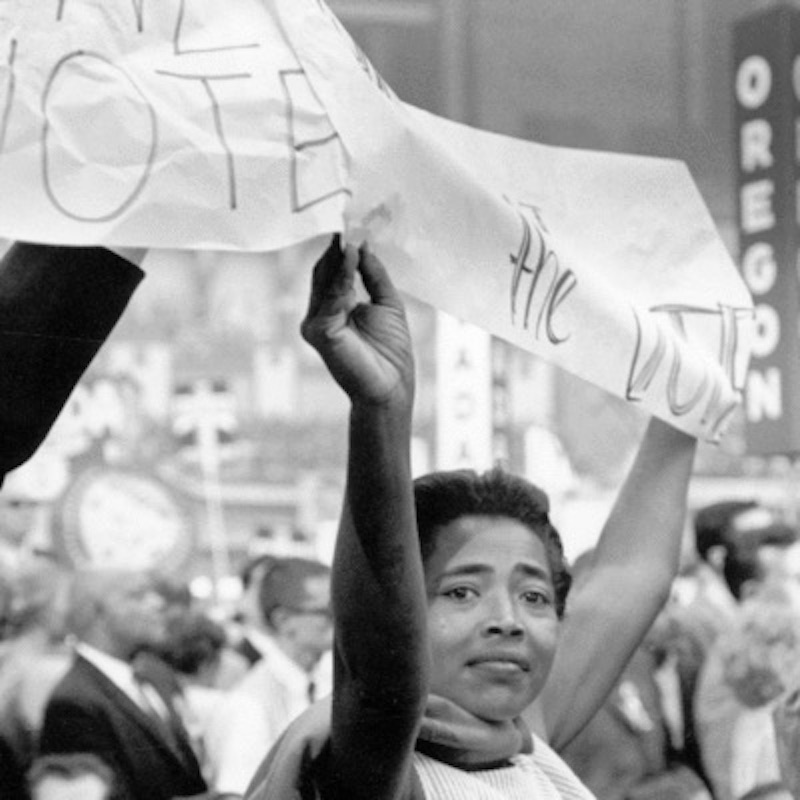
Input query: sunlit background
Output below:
<box><xmin>2</xmin><ymin>0</ymin><xmax>798</xmax><ymax>604</ymax></box>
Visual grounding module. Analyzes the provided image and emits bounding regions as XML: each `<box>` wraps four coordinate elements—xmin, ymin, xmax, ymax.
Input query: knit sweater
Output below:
<box><xmin>245</xmin><ymin>701</ymin><xmax>596</xmax><ymax>800</ymax></box>
<box><xmin>414</xmin><ymin>737</ymin><xmax>596</xmax><ymax>800</ymax></box>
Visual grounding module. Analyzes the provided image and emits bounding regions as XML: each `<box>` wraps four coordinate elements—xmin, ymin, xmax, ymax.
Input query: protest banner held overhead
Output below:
<box><xmin>0</xmin><ymin>0</ymin><xmax>754</xmax><ymax>442</ymax></box>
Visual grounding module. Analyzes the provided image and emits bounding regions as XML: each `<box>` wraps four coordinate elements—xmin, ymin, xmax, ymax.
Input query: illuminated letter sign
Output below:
<box><xmin>435</xmin><ymin>313</ymin><xmax>493</xmax><ymax>470</ymax></box>
<box><xmin>734</xmin><ymin>6</ymin><xmax>800</xmax><ymax>453</ymax></box>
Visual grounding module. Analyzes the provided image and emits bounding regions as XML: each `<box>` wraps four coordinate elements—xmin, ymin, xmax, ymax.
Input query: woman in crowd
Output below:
<box><xmin>246</xmin><ymin>238</ymin><xmax>696</xmax><ymax>799</ymax></box>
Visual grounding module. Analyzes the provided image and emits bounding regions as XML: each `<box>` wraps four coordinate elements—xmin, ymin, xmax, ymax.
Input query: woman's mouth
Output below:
<box><xmin>468</xmin><ymin>653</ymin><xmax>531</xmax><ymax>672</ymax></box>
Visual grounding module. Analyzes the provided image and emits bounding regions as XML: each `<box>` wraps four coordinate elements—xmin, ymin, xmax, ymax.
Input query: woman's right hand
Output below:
<box><xmin>301</xmin><ymin>235</ymin><xmax>414</xmax><ymax>409</ymax></box>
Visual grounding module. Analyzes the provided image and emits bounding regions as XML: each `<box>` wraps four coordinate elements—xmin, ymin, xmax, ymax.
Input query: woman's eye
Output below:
<box><xmin>443</xmin><ymin>586</ymin><xmax>477</xmax><ymax>602</ymax></box>
<box><xmin>522</xmin><ymin>589</ymin><xmax>552</xmax><ymax>607</ymax></box>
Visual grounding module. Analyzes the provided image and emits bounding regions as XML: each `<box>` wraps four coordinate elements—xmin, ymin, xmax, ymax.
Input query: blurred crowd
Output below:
<box><xmin>561</xmin><ymin>500</ymin><xmax>800</xmax><ymax>800</ymax></box>
<box><xmin>2</xmin><ymin>497</ymin><xmax>800</xmax><ymax>800</ymax></box>
<box><xmin>0</xmin><ymin>553</ymin><xmax>332</xmax><ymax>800</ymax></box>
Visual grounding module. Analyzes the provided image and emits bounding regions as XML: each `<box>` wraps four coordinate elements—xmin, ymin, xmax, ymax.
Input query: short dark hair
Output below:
<box><xmin>723</xmin><ymin>522</ymin><xmax>799</xmax><ymax>600</ymax></box>
<box><xmin>413</xmin><ymin>467</ymin><xmax>572</xmax><ymax>618</ymax></box>
<box><xmin>694</xmin><ymin>500</ymin><xmax>759</xmax><ymax>560</ymax></box>
<box><xmin>157</xmin><ymin>609</ymin><xmax>227</xmax><ymax>676</ymax></box>
<box><xmin>257</xmin><ymin>557</ymin><xmax>331</xmax><ymax>626</ymax></box>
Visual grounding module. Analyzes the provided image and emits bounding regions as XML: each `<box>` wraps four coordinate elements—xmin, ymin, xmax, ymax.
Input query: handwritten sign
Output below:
<box><xmin>0</xmin><ymin>0</ymin><xmax>348</xmax><ymax>248</ymax></box>
<box><xmin>0</xmin><ymin>0</ymin><xmax>754</xmax><ymax>441</ymax></box>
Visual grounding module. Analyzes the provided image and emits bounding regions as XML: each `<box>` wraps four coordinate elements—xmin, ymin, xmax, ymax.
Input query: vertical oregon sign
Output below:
<box><xmin>734</xmin><ymin>5</ymin><xmax>800</xmax><ymax>454</ymax></box>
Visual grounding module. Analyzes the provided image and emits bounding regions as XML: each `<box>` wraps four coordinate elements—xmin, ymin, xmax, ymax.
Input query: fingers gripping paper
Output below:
<box><xmin>0</xmin><ymin>0</ymin><xmax>753</xmax><ymax>441</ymax></box>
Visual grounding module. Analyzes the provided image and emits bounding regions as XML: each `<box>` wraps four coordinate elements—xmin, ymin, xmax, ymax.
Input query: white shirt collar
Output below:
<box><xmin>252</xmin><ymin>633</ymin><xmax>310</xmax><ymax>692</ymax></box>
<box><xmin>246</xmin><ymin>629</ymin><xmax>331</xmax><ymax>695</ymax></box>
<box><xmin>76</xmin><ymin>642</ymin><xmax>144</xmax><ymax>708</ymax></box>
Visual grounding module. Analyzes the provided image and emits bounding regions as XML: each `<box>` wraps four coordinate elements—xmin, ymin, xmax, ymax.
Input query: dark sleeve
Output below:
<box><xmin>0</xmin><ymin>729</ymin><xmax>29</xmax><ymax>800</ymax></box>
<box><xmin>0</xmin><ymin>243</ymin><xmax>143</xmax><ymax>478</ymax></box>
<box><xmin>39</xmin><ymin>697</ymin><xmax>134</xmax><ymax>800</ymax></box>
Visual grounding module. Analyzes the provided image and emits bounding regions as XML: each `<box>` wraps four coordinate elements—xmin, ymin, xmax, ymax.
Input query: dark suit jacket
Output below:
<box><xmin>0</xmin><ymin>727</ymin><xmax>29</xmax><ymax>800</ymax></box>
<box><xmin>39</xmin><ymin>654</ymin><xmax>207</xmax><ymax>800</ymax></box>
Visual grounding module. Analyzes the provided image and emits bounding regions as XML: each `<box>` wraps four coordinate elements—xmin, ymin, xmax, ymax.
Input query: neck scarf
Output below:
<box><xmin>244</xmin><ymin>694</ymin><xmax>535</xmax><ymax>799</ymax></box>
<box><xmin>418</xmin><ymin>694</ymin><xmax>534</xmax><ymax>769</ymax></box>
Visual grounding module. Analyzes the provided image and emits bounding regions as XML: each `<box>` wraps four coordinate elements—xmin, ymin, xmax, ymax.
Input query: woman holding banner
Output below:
<box><xmin>245</xmin><ymin>237</ymin><xmax>697</xmax><ymax>800</ymax></box>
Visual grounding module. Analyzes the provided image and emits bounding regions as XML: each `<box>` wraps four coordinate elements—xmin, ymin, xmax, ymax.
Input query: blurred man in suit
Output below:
<box><xmin>39</xmin><ymin>569</ymin><xmax>209</xmax><ymax>800</ymax></box>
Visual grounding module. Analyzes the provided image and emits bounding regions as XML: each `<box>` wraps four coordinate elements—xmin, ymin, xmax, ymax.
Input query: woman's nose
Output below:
<box><xmin>482</xmin><ymin>593</ymin><xmax>524</xmax><ymax>637</ymax></box>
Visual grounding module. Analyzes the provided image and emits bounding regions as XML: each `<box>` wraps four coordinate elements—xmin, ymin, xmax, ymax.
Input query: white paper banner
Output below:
<box><xmin>0</xmin><ymin>0</ymin><xmax>754</xmax><ymax>441</ymax></box>
<box><xmin>0</xmin><ymin>0</ymin><xmax>348</xmax><ymax>249</ymax></box>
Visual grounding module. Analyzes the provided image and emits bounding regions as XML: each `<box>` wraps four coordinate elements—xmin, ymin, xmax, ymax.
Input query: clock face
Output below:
<box><xmin>57</xmin><ymin>468</ymin><xmax>193</xmax><ymax>571</ymax></box>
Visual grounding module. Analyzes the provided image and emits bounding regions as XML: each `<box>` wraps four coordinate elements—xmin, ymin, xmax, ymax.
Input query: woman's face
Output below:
<box><xmin>425</xmin><ymin>515</ymin><xmax>560</xmax><ymax>722</ymax></box>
